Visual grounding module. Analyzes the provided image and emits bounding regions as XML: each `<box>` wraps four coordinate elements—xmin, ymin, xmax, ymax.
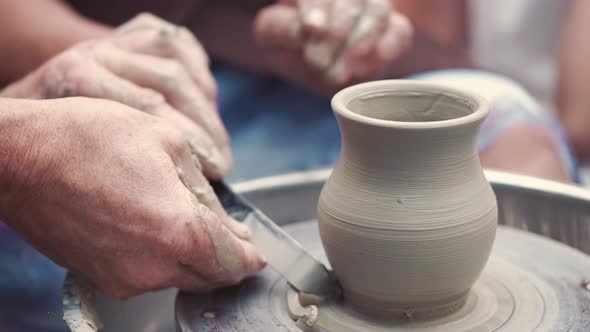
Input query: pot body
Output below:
<box><xmin>318</xmin><ymin>80</ymin><xmax>497</xmax><ymax>318</ymax></box>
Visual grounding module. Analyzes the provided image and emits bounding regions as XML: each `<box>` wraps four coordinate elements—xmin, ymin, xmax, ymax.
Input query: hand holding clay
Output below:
<box><xmin>254</xmin><ymin>0</ymin><xmax>413</xmax><ymax>90</ymax></box>
<box><xmin>0</xmin><ymin>98</ymin><xmax>265</xmax><ymax>299</ymax></box>
<box><xmin>0</xmin><ymin>13</ymin><xmax>231</xmax><ymax>179</ymax></box>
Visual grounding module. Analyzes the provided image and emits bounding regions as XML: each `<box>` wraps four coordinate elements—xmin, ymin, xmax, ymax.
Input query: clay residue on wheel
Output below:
<box><xmin>62</xmin><ymin>275</ymin><xmax>102</xmax><ymax>332</ymax></box>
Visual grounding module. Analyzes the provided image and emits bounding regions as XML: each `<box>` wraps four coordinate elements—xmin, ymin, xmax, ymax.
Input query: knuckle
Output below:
<box><xmin>199</xmin><ymin>79</ymin><xmax>219</xmax><ymax>101</ymax></box>
<box><xmin>190</xmin><ymin>210</ymin><xmax>216</xmax><ymax>249</ymax></box>
<box><xmin>193</xmin><ymin>203</ymin><xmax>213</xmax><ymax>225</ymax></box>
<box><xmin>158</xmin><ymin>60</ymin><xmax>190</xmax><ymax>89</ymax></box>
<box><xmin>48</xmin><ymin>49</ymin><xmax>82</xmax><ymax>69</ymax></box>
<box><xmin>41</xmin><ymin>50</ymin><xmax>86</xmax><ymax>98</ymax></box>
<box><xmin>123</xmin><ymin>12</ymin><xmax>163</xmax><ymax>32</ymax></box>
<box><xmin>138</xmin><ymin>118</ymin><xmax>185</xmax><ymax>157</ymax></box>
<box><xmin>169</xmin><ymin>61</ymin><xmax>190</xmax><ymax>82</ymax></box>
<box><xmin>178</xmin><ymin>26</ymin><xmax>197</xmax><ymax>41</ymax></box>
<box><xmin>135</xmin><ymin>12</ymin><xmax>159</xmax><ymax>25</ymax></box>
<box><xmin>162</xmin><ymin>127</ymin><xmax>188</xmax><ymax>157</ymax></box>
<box><xmin>155</xmin><ymin>24</ymin><xmax>181</xmax><ymax>42</ymax></box>
<box><xmin>136</xmin><ymin>88</ymin><xmax>167</xmax><ymax>111</ymax></box>
<box><xmin>208</xmin><ymin>83</ymin><xmax>219</xmax><ymax>98</ymax></box>
<box><xmin>167</xmin><ymin>201</ymin><xmax>194</xmax><ymax>224</ymax></box>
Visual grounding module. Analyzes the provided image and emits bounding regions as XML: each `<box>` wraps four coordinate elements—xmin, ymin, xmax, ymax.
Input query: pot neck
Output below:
<box><xmin>335</xmin><ymin>114</ymin><xmax>483</xmax><ymax>183</ymax></box>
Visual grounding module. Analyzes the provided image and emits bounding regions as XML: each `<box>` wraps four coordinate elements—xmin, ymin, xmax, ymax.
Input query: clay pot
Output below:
<box><xmin>318</xmin><ymin>80</ymin><xmax>497</xmax><ymax>318</ymax></box>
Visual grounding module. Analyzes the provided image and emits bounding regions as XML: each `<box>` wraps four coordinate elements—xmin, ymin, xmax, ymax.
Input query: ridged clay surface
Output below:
<box><xmin>318</xmin><ymin>80</ymin><xmax>498</xmax><ymax>317</ymax></box>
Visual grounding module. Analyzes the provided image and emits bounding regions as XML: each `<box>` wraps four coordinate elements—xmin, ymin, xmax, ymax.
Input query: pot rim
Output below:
<box><xmin>331</xmin><ymin>80</ymin><xmax>489</xmax><ymax>129</ymax></box>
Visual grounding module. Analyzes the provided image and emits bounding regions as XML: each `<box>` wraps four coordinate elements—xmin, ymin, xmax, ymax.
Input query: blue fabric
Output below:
<box><xmin>0</xmin><ymin>224</ymin><xmax>68</xmax><ymax>332</ymax></box>
<box><xmin>215</xmin><ymin>65</ymin><xmax>340</xmax><ymax>182</ymax></box>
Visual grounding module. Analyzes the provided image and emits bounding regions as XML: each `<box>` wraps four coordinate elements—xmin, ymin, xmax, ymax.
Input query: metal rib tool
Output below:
<box><xmin>210</xmin><ymin>180</ymin><xmax>342</xmax><ymax>298</ymax></box>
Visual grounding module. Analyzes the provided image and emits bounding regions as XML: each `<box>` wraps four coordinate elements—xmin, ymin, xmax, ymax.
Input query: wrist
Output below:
<box><xmin>0</xmin><ymin>99</ymin><xmax>52</xmax><ymax>222</ymax></box>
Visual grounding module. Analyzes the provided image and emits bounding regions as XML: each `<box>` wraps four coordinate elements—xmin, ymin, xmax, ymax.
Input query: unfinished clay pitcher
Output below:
<box><xmin>318</xmin><ymin>80</ymin><xmax>497</xmax><ymax>318</ymax></box>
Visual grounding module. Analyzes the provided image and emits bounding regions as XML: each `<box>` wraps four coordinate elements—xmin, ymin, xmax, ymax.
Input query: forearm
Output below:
<box><xmin>0</xmin><ymin>98</ymin><xmax>68</xmax><ymax>229</ymax></box>
<box><xmin>0</xmin><ymin>98</ymin><xmax>42</xmax><ymax>222</ymax></box>
<box><xmin>0</xmin><ymin>0</ymin><xmax>111</xmax><ymax>86</ymax></box>
<box><xmin>191</xmin><ymin>0</ymin><xmax>275</xmax><ymax>73</ymax></box>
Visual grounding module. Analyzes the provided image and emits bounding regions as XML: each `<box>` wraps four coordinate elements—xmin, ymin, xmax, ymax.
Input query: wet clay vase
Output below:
<box><xmin>318</xmin><ymin>80</ymin><xmax>497</xmax><ymax>318</ymax></box>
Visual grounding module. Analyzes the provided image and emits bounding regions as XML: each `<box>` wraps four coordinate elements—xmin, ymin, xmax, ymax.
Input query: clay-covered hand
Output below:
<box><xmin>0</xmin><ymin>13</ymin><xmax>231</xmax><ymax>179</ymax></box>
<box><xmin>254</xmin><ymin>0</ymin><xmax>413</xmax><ymax>91</ymax></box>
<box><xmin>1</xmin><ymin>98</ymin><xmax>265</xmax><ymax>298</ymax></box>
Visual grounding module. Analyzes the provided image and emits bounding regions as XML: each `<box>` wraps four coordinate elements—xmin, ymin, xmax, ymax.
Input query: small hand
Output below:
<box><xmin>254</xmin><ymin>0</ymin><xmax>413</xmax><ymax>91</ymax></box>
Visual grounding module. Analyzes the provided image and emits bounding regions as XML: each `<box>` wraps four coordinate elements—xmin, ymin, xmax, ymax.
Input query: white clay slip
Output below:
<box><xmin>317</xmin><ymin>80</ymin><xmax>498</xmax><ymax>318</ymax></box>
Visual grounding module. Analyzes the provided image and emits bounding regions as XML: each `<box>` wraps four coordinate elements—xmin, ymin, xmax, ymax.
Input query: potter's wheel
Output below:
<box><xmin>61</xmin><ymin>169</ymin><xmax>590</xmax><ymax>332</ymax></box>
<box><xmin>175</xmin><ymin>220</ymin><xmax>590</xmax><ymax>331</ymax></box>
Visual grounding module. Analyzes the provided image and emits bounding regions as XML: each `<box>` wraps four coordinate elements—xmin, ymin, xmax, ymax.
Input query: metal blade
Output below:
<box><xmin>210</xmin><ymin>180</ymin><xmax>341</xmax><ymax>298</ymax></box>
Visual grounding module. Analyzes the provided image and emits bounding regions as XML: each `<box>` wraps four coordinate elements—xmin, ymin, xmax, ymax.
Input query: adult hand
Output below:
<box><xmin>254</xmin><ymin>0</ymin><xmax>413</xmax><ymax>91</ymax></box>
<box><xmin>1</xmin><ymin>13</ymin><xmax>231</xmax><ymax>179</ymax></box>
<box><xmin>0</xmin><ymin>98</ymin><xmax>265</xmax><ymax>298</ymax></box>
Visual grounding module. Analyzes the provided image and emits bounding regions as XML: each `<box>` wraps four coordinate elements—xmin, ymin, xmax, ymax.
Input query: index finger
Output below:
<box><xmin>173</xmin><ymin>143</ymin><xmax>249</xmax><ymax>240</ymax></box>
<box><xmin>180</xmin><ymin>201</ymin><xmax>266</xmax><ymax>288</ymax></box>
<box><xmin>172</xmin><ymin>146</ymin><xmax>266</xmax><ymax>284</ymax></box>
<box><xmin>298</xmin><ymin>0</ymin><xmax>331</xmax><ymax>33</ymax></box>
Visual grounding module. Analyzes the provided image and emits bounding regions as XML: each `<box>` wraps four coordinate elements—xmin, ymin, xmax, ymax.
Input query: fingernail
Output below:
<box><xmin>303</xmin><ymin>8</ymin><xmax>327</xmax><ymax>30</ymax></box>
<box><xmin>241</xmin><ymin>242</ymin><xmax>267</xmax><ymax>274</ymax></box>
<box><xmin>238</xmin><ymin>222</ymin><xmax>252</xmax><ymax>240</ymax></box>
<box><xmin>253</xmin><ymin>251</ymin><xmax>267</xmax><ymax>270</ymax></box>
<box><xmin>228</xmin><ymin>217</ymin><xmax>251</xmax><ymax>240</ymax></box>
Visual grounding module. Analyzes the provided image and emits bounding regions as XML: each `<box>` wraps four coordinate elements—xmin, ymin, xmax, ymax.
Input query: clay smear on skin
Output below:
<box><xmin>176</xmin><ymin>167</ymin><xmax>247</xmax><ymax>280</ymax></box>
<box><xmin>318</xmin><ymin>82</ymin><xmax>497</xmax><ymax>318</ymax></box>
<box><xmin>189</xmin><ymin>194</ymin><xmax>245</xmax><ymax>277</ymax></box>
